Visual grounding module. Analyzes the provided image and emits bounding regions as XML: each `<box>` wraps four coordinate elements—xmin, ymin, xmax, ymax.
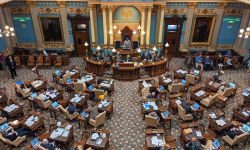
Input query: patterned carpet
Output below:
<box><xmin>0</xmin><ymin>57</ymin><xmax>249</xmax><ymax>150</ymax></box>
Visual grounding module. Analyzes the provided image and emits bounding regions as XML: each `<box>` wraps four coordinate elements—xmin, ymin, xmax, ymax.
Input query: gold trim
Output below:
<box><xmin>67</xmin><ymin>7</ymin><xmax>89</xmax><ymax>14</ymax></box>
<box><xmin>37</xmin><ymin>7</ymin><xmax>60</xmax><ymax>14</ymax></box>
<box><xmin>165</xmin><ymin>8</ymin><xmax>187</xmax><ymax>15</ymax></box>
<box><xmin>16</xmin><ymin>43</ymin><xmax>37</xmax><ymax>48</ymax></box>
<box><xmin>224</xmin><ymin>9</ymin><xmax>244</xmax><ymax>16</ymax></box>
<box><xmin>44</xmin><ymin>43</ymin><xmax>65</xmax><ymax>48</ymax></box>
<box><xmin>38</xmin><ymin>16</ymin><xmax>65</xmax><ymax>44</ymax></box>
<box><xmin>190</xmin><ymin>15</ymin><xmax>216</xmax><ymax>46</ymax></box>
<box><xmin>10</xmin><ymin>7</ymin><xmax>30</xmax><ymax>14</ymax></box>
<box><xmin>195</xmin><ymin>9</ymin><xmax>216</xmax><ymax>15</ymax></box>
<box><xmin>217</xmin><ymin>44</ymin><xmax>234</xmax><ymax>49</ymax></box>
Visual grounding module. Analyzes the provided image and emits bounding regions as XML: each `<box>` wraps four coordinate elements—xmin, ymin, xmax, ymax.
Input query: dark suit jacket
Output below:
<box><xmin>5</xmin><ymin>57</ymin><xmax>16</xmax><ymax>70</ymax></box>
<box><xmin>67</xmin><ymin>105</ymin><xmax>76</xmax><ymax>114</ymax></box>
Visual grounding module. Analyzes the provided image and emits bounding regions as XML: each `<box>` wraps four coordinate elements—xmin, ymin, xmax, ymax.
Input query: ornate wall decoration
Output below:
<box><xmin>217</xmin><ymin>44</ymin><xmax>234</xmax><ymax>49</ymax></box>
<box><xmin>37</xmin><ymin>7</ymin><xmax>60</xmax><ymax>14</ymax></box>
<box><xmin>165</xmin><ymin>8</ymin><xmax>187</xmax><ymax>15</ymax></box>
<box><xmin>195</xmin><ymin>9</ymin><xmax>216</xmax><ymax>15</ymax></box>
<box><xmin>16</xmin><ymin>43</ymin><xmax>37</xmax><ymax>48</ymax></box>
<box><xmin>44</xmin><ymin>43</ymin><xmax>65</xmax><ymax>48</ymax></box>
<box><xmin>67</xmin><ymin>8</ymin><xmax>89</xmax><ymax>15</ymax></box>
<box><xmin>114</xmin><ymin>6</ymin><xmax>140</xmax><ymax>23</ymax></box>
<box><xmin>189</xmin><ymin>45</ymin><xmax>209</xmax><ymax>49</ymax></box>
<box><xmin>10</xmin><ymin>7</ymin><xmax>30</xmax><ymax>14</ymax></box>
<box><xmin>224</xmin><ymin>9</ymin><xmax>244</xmax><ymax>16</ymax></box>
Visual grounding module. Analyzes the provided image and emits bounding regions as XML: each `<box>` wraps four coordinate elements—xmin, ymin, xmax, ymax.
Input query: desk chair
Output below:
<box><xmin>0</xmin><ymin>134</ymin><xmax>26</xmax><ymax>147</ymax></box>
<box><xmin>59</xmin><ymin>105</ymin><xmax>78</xmax><ymax>121</ymax></box>
<box><xmin>36</xmin><ymin>55</ymin><xmax>44</xmax><ymax>69</ymax></box>
<box><xmin>44</xmin><ymin>56</ymin><xmax>51</xmax><ymax>68</ymax></box>
<box><xmin>145</xmin><ymin>115</ymin><xmax>159</xmax><ymax>128</ymax></box>
<box><xmin>27</xmin><ymin>55</ymin><xmax>35</xmax><ymax>68</ymax></box>
<box><xmin>35</xmin><ymin>98</ymin><xmax>51</xmax><ymax>109</ymax></box>
<box><xmin>14</xmin><ymin>56</ymin><xmax>21</xmax><ymax>68</ymax></box>
<box><xmin>185</xmin><ymin>74</ymin><xmax>196</xmax><ymax>85</ymax></box>
<box><xmin>94</xmin><ymin>89</ymin><xmax>107</xmax><ymax>100</ymax></box>
<box><xmin>141</xmin><ymin>87</ymin><xmax>150</xmax><ymax>99</ymax></box>
<box><xmin>200</xmin><ymin>94</ymin><xmax>218</xmax><ymax>107</ymax></box>
<box><xmin>54</xmin><ymin>55</ymin><xmax>62</xmax><ymax>67</ymax></box>
<box><xmin>222</xmin><ymin>133</ymin><xmax>248</xmax><ymax>147</ymax></box>
<box><xmin>217</xmin><ymin>87</ymin><xmax>235</xmax><ymax>97</ymax></box>
<box><xmin>73</xmin><ymin>82</ymin><xmax>86</xmax><ymax>94</ymax></box>
<box><xmin>168</xmin><ymin>83</ymin><xmax>183</xmax><ymax>94</ymax></box>
<box><xmin>177</xmin><ymin>103</ymin><xmax>193</xmax><ymax>121</ymax></box>
<box><xmin>18</xmin><ymin>88</ymin><xmax>31</xmax><ymax>98</ymax></box>
<box><xmin>59</xmin><ymin>73</ymin><xmax>72</xmax><ymax>85</ymax></box>
<box><xmin>89</xmin><ymin>111</ymin><xmax>106</xmax><ymax>128</ymax></box>
<box><xmin>204</xmin><ymin>140</ymin><xmax>213</xmax><ymax>150</ymax></box>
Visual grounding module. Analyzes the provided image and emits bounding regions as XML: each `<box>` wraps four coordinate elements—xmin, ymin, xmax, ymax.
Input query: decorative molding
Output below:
<box><xmin>218</xmin><ymin>2</ymin><xmax>227</xmax><ymax>9</ymax></box>
<box><xmin>26</xmin><ymin>1</ymin><xmax>36</xmax><ymax>8</ymax></box>
<box><xmin>16</xmin><ymin>43</ymin><xmax>37</xmax><ymax>49</ymax></box>
<box><xmin>195</xmin><ymin>8</ymin><xmax>216</xmax><ymax>15</ymax></box>
<box><xmin>57</xmin><ymin>1</ymin><xmax>66</xmax><ymax>8</ymax></box>
<box><xmin>189</xmin><ymin>45</ymin><xmax>209</xmax><ymax>49</ymax></box>
<box><xmin>10</xmin><ymin>7</ymin><xmax>30</xmax><ymax>14</ymax></box>
<box><xmin>224</xmin><ymin>8</ymin><xmax>244</xmax><ymax>16</ymax></box>
<box><xmin>188</xmin><ymin>2</ymin><xmax>197</xmax><ymax>9</ymax></box>
<box><xmin>67</xmin><ymin>7</ymin><xmax>89</xmax><ymax>15</ymax></box>
<box><xmin>44</xmin><ymin>43</ymin><xmax>65</xmax><ymax>48</ymax></box>
<box><xmin>165</xmin><ymin>8</ymin><xmax>187</xmax><ymax>15</ymax></box>
<box><xmin>217</xmin><ymin>44</ymin><xmax>234</xmax><ymax>49</ymax></box>
<box><xmin>37</xmin><ymin>7</ymin><xmax>60</xmax><ymax>14</ymax></box>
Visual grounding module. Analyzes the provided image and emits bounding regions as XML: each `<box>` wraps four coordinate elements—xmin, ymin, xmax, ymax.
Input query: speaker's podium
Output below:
<box><xmin>113</xmin><ymin>62</ymin><xmax>140</xmax><ymax>80</ymax></box>
<box><xmin>115</xmin><ymin>41</ymin><xmax>139</xmax><ymax>57</ymax></box>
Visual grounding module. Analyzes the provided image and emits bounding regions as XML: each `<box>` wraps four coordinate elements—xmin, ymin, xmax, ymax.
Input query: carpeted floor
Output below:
<box><xmin>0</xmin><ymin>57</ymin><xmax>249</xmax><ymax>150</ymax></box>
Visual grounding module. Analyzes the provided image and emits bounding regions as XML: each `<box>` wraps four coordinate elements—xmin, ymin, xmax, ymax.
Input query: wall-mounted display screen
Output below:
<box><xmin>76</xmin><ymin>24</ymin><xmax>86</xmax><ymax>31</ymax></box>
<box><xmin>167</xmin><ymin>25</ymin><xmax>178</xmax><ymax>32</ymax></box>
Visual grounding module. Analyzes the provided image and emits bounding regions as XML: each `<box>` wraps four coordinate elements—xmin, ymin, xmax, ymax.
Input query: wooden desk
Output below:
<box><xmin>138</xmin><ymin>78</ymin><xmax>157</xmax><ymax>92</ymax></box>
<box><xmin>86</xmin><ymin>130</ymin><xmax>109</xmax><ymax>149</ymax></box>
<box><xmin>142</xmin><ymin>59</ymin><xmax>167</xmax><ymax>76</ymax></box>
<box><xmin>160</xmin><ymin>110</ymin><xmax>173</xmax><ymax>130</ymax></box>
<box><xmin>141</xmin><ymin>101</ymin><xmax>164</xmax><ymax>115</ymax></box>
<box><xmin>85</xmin><ymin>58</ymin><xmax>105</xmax><ymax>76</ymax></box>
<box><xmin>190</xmin><ymin>85</ymin><xmax>209</xmax><ymax>101</ymax></box>
<box><xmin>116</xmin><ymin>49</ymin><xmax>139</xmax><ymax>57</ymax></box>
<box><xmin>98</xmin><ymin>100</ymin><xmax>113</xmax><ymax>118</ymax></box>
<box><xmin>31</xmin><ymin>80</ymin><xmax>47</xmax><ymax>91</ymax></box>
<box><xmin>145</xmin><ymin>128</ymin><xmax>166</xmax><ymax>150</ymax></box>
<box><xmin>208</xmin><ymin>116</ymin><xmax>232</xmax><ymax>133</ymax></box>
<box><xmin>113</xmin><ymin>63</ymin><xmax>140</xmax><ymax>80</ymax></box>
<box><xmin>21</xmin><ymin>113</ymin><xmax>45</xmax><ymax>132</ymax></box>
<box><xmin>69</xmin><ymin>94</ymin><xmax>88</xmax><ymax>108</ymax></box>
<box><xmin>2</xmin><ymin>104</ymin><xmax>23</xmax><ymax>118</ymax></box>
<box><xmin>174</xmin><ymin>69</ymin><xmax>188</xmax><ymax>79</ymax></box>
<box><xmin>182</xmin><ymin>128</ymin><xmax>205</xmax><ymax>142</ymax></box>
<box><xmin>232</xmin><ymin>107</ymin><xmax>250</xmax><ymax>123</ymax></box>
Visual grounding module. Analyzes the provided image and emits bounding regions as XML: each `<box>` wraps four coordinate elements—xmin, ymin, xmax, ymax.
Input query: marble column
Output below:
<box><xmin>158</xmin><ymin>6</ymin><xmax>165</xmax><ymax>44</ymax></box>
<box><xmin>146</xmin><ymin>6</ymin><xmax>152</xmax><ymax>46</ymax></box>
<box><xmin>58</xmin><ymin>2</ymin><xmax>71</xmax><ymax>51</ymax></box>
<box><xmin>108</xmin><ymin>6</ymin><xmax>113</xmax><ymax>46</ymax></box>
<box><xmin>0</xmin><ymin>7</ymin><xmax>11</xmax><ymax>53</ymax></box>
<box><xmin>210</xmin><ymin>4</ymin><xmax>225</xmax><ymax>51</ymax></box>
<box><xmin>89</xmin><ymin>5</ymin><xmax>96</xmax><ymax>45</ymax></box>
<box><xmin>2</xmin><ymin>5</ymin><xmax>16</xmax><ymax>47</ymax></box>
<box><xmin>155</xmin><ymin>7</ymin><xmax>161</xmax><ymax>44</ymax></box>
<box><xmin>182</xmin><ymin>3</ymin><xmax>196</xmax><ymax>52</ymax></box>
<box><xmin>102</xmin><ymin>6</ymin><xmax>107</xmax><ymax>47</ymax></box>
<box><xmin>27</xmin><ymin>1</ymin><xmax>43</xmax><ymax>51</ymax></box>
<box><xmin>140</xmin><ymin>7</ymin><xmax>146</xmax><ymax>46</ymax></box>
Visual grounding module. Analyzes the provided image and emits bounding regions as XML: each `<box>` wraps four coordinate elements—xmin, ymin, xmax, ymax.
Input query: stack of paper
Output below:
<box><xmin>96</xmin><ymin>138</ymin><xmax>103</xmax><ymax>145</ymax></box>
<box><xmin>196</xmin><ymin>131</ymin><xmax>202</xmax><ymax>137</ymax></box>
<box><xmin>209</xmin><ymin>113</ymin><xmax>217</xmax><ymax>119</ymax></box>
<box><xmin>91</xmin><ymin>133</ymin><xmax>99</xmax><ymax>140</ymax></box>
<box><xmin>32</xmin><ymin>80</ymin><xmax>43</xmax><ymax>88</ymax></box>
<box><xmin>195</xmin><ymin>90</ymin><xmax>205</xmax><ymax>97</ymax></box>
<box><xmin>100</xmin><ymin>83</ymin><xmax>110</xmax><ymax>88</ymax></box>
<box><xmin>151</xmin><ymin>136</ymin><xmax>163</xmax><ymax>146</ymax></box>
<box><xmin>215</xmin><ymin>119</ymin><xmax>226</xmax><ymax>126</ymax></box>
<box><xmin>70</xmin><ymin>96</ymin><xmax>82</xmax><ymax>103</ymax></box>
<box><xmin>3</xmin><ymin>104</ymin><xmax>18</xmax><ymax>113</ymax></box>
<box><xmin>164</xmin><ymin>78</ymin><xmax>172</xmax><ymax>83</ymax></box>
<box><xmin>65</xmin><ymin>125</ymin><xmax>72</xmax><ymax>130</ymax></box>
<box><xmin>149</xmin><ymin>101</ymin><xmax>158</xmax><ymax>110</ymax></box>
<box><xmin>176</xmin><ymin>69</ymin><xmax>187</xmax><ymax>74</ymax></box>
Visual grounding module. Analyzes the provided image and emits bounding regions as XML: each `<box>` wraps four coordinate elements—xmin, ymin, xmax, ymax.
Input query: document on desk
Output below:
<box><xmin>196</xmin><ymin>131</ymin><xmax>202</xmax><ymax>137</ymax></box>
<box><xmin>215</xmin><ymin>119</ymin><xmax>226</xmax><ymax>126</ymax></box>
<box><xmin>142</xmin><ymin>81</ymin><xmax>149</xmax><ymax>88</ymax></box>
<box><xmin>91</xmin><ymin>133</ymin><xmax>99</xmax><ymax>140</ymax></box>
<box><xmin>49</xmin><ymin>93</ymin><xmax>57</xmax><ymax>99</ymax></box>
<box><xmin>195</xmin><ymin>90</ymin><xmax>205</xmax><ymax>97</ymax></box>
<box><xmin>96</xmin><ymin>138</ymin><xmax>103</xmax><ymax>145</ymax></box>
<box><xmin>62</xmin><ymin>130</ymin><xmax>69</xmax><ymax>137</ymax></box>
<box><xmin>242</xmin><ymin>111</ymin><xmax>249</xmax><ymax>117</ymax></box>
<box><xmin>149</xmin><ymin>101</ymin><xmax>158</xmax><ymax>110</ymax></box>
<box><xmin>65</xmin><ymin>125</ymin><xmax>72</xmax><ymax>130</ymax></box>
<box><xmin>164</xmin><ymin>78</ymin><xmax>172</xmax><ymax>83</ymax></box>
<box><xmin>176</xmin><ymin>69</ymin><xmax>187</xmax><ymax>74</ymax></box>
<box><xmin>209</xmin><ymin>113</ymin><xmax>217</xmax><ymax>119</ymax></box>
<box><xmin>175</xmin><ymin>100</ymin><xmax>182</xmax><ymax>105</ymax></box>
<box><xmin>151</xmin><ymin>136</ymin><xmax>163</xmax><ymax>146</ymax></box>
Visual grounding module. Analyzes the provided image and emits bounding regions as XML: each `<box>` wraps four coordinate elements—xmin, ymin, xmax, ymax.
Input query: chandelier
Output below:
<box><xmin>239</xmin><ymin>27</ymin><xmax>250</xmax><ymax>38</ymax></box>
<box><xmin>0</xmin><ymin>25</ymin><xmax>15</xmax><ymax>37</ymax></box>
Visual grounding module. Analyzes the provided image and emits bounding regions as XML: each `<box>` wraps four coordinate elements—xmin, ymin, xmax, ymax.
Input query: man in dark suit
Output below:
<box><xmin>5</xmin><ymin>55</ymin><xmax>17</xmax><ymax>79</ymax></box>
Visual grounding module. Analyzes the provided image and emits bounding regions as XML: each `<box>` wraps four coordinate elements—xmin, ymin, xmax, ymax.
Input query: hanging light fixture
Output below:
<box><xmin>0</xmin><ymin>25</ymin><xmax>15</xmax><ymax>37</ymax></box>
<box><xmin>238</xmin><ymin>27</ymin><xmax>250</xmax><ymax>38</ymax></box>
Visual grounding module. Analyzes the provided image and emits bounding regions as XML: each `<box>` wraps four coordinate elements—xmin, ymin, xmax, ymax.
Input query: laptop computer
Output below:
<box><xmin>159</xmin><ymin>85</ymin><xmax>165</xmax><ymax>91</ymax></box>
<box><xmin>31</xmin><ymin>137</ymin><xmax>41</xmax><ymax>147</ymax></box>
<box><xmin>181</xmin><ymin>79</ymin><xmax>186</xmax><ymax>85</ymax></box>
<box><xmin>66</xmin><ymin>78</ymin><xmax>72</xmax><ymax>83</ymax></box>
<box><xmin>31</xmin><ymin>93</ymin><xmax>38</xmax><ymax>98</ymax></box>
<box><xmin>212</xmin><ymin>139</ymin><xmax>221</xmax><ymax>149</ymax></box>
<box><xmin>81</xmin><ymin>111</ymin><xmax>88</xmax><ymax>118</ymax></box>
<box><xmin>88</xmin><ymin>84</ymin><xmax>95</xmax><ymax>91</ymax></box>
<box><xmin>193</xmin><ymin>102</ymin><xmax>200</xmax><ymax>110</ymax></box>
<box><xmin>241</xmin><ymin>124</ymin><xmax>250</xmax><ymax>132</ymax></box>
<box><xmin>0</xmin><ymin>123</ymin><xmax>10</xmax><ymax>131</ymax></box>
<box><xmin>16</xmin><ymin>80</ymin><xmax>23</xmax><ymax>85</ymax></box>
<box><xmin>51</xmin><ymin>101</ymin><xmax>59</xmax><ymax>109</ymax></box>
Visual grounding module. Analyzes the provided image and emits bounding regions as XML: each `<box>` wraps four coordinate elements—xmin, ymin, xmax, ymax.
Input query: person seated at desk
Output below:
<box><xmin>217</xmin><ymin>53</ymin><xmax>224</xmax><ymax>69</ymax></box>
<box><xmin>67</xmin><ymin>103</ymin><xmax>77</xmax><ymax>115</ymax></box>
<box><xmin>186</xmin><ymin>137</ymin><xmax>203</xmax><ymax>150</ymax></box>
<box><xmin>89</xmin><ymin>104</ymin><xmax>100</xmax><ymax>120</ymax></box>
<box><xmin>225</xmin><ymin>57</ymin><xmax>233</xmax><ymax>69</ymax></box>
<box><xmin>3</xmin><ymin>127</ymin><xmax>34</xmax><ymax>141</ymax></box>
<box><xmin>125</xmin><ymin>55</ymin><xmax>132</xmax><ymax>62</ymax></box>
<box><xmin>147</xmin><ymin>92</ymin><xmax>158</xmax><ymax>99</ymax></box>
<box><xmin>122</xmin><ymin>38</ymin><xmax>131</xmax><ymax>49</ymax></box>
<box><xmin>204</xmin><ymin>55</ymin><xmax>213</xmax><ymax>71</ymax></box>
<box><xmin>181</xmin><ymin>100</ymin><xmax>193</xmax><ymax>115</ymax></box>
<box><xmin>225</xmin><ymin>127</ymin><xmax>241</xmax><ymax>139</ymax></box>
<box><xmin>39</xmin><ymin>138</ymin><xmax>55</xmax><ymax>150</ymax></box>
<box><xmin>195</xmin><ymin>54</ymin><xmax>203</xmax><ymax>71</ymax></box>
<box><xmin>148</xmin><ymin>112</ymin><xmax>160</xmax><ymax>120</ymax></box>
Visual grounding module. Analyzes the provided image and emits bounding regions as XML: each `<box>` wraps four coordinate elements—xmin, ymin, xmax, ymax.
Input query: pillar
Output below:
<box><xmin>89</xmin><ymin>5</ymin><xmax>96</xmax><ymax>45</ymax></box>
<box><xmin>158</xmin><ymin>5</ymin><xmax>165</xmax><ymax>44</ymax></box>
<box><xmin>146</xmin><ymin>6</ymin><xmax>152</xmax><ymax>46</ymax></box>
<box><xmin>58</xmin><ymin>2</ymin><xmax>71</xmax><ymax>51</ymax></box>
<box><xmin>108</xmin><ymin>6</ymin><xmax>113</xmax><ymax>46</ymax></box>
<box><xmin>27</xmin><ymin>1</ymin><xmax>43</xmax><ymax>51</ymax></box>
<box><xmin>140</xmin><ymin>7</ymin><xmax>146</xmax><ymax>46</ymax></box>
<box><xmin>182</xmin><ymin>3</ymin><xmax>196</xmax><ymax>52</ymax></box>
<box><xmin>155</xmin><ymin>7</ymin><xmax>161</xmax><ymax>44</ymax></box>
<box><xmin>102</xmin><ymin>6</ymin><xmax>107</xmax><ymax>47</ymax></box>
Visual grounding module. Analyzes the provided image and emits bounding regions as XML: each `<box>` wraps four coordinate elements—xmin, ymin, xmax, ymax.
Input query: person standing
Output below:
<box><xmin>0</xmin><ymin>52</ymin><xmax>4</xmax><ymax>70</ymax></box>
<box><xmin>5</xmin><ymin>55</ymin><xmax>17</xmax><ymax>79</ymax></box>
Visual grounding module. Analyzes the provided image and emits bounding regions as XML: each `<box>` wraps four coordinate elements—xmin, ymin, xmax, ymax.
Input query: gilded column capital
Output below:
<box><xmin>141</xmin><ymin>6</ymin><xmax>146</xmax><ymax>12</ymax></box>
<box><xmin>27</xmin><ymin>1</ymin><xmax>36</xmax><ymax>8</ymax></box>
<box><xmin>88</xmin><ymin>4</ymin><xmax>95</xmax><ymax>9</ymax></box>
<box><xmin>188</xmin><ymin>2</ymin><xmax>197</xmax><ymax>9</ymax></box>
<box><xmin>147</xmin><ymin>6</ymin><xmax>153</xmax><ymax>10</ymax></box>
<box><xmin>58</xmin><ymin>1</ymin><xmax>66</xmax><ymax>8</ymax></box>
<box><xmin>101</xmin><ymin>5</ymin><xmax>107</xmax><ymax>10</ymax></box>
<box><xmin>159</xmin><ymin>5</ymin><xmax>165</xmax><ymax>9</ymax></box>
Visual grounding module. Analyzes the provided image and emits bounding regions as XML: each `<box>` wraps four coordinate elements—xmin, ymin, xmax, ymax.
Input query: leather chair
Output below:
<box><xmin>36</xmin><ymin>55</ymin><xmax>44</xmax><ymax>69</ymax></box>
<box><xmin>18</xmin><ymin>88</ymin><xmax>31</xmax><ymax>98</ymax></box>
<box><xmin>35</xmin><ymin>98</ymin><xmax>51</xmax><ymax>109</ymax></box>
<box><xmin>141</xmin><ymin>87</ymin><xmax>150</xmax><ymax>99</ymax></box>
<box><xmin>14</xmin><ymin>56</ymin><xmax>21</xmax><ymax>68</ymax></box>
<box><xmin>44</xmin><ymin>56</ymin><xmax>51</xmax><ymax>68</ymax></box>
<box><xmin>222</xmin><ymin>133</ymin><xmax>248</xmax><ymax>146</ymax></box>
<box><xmin>59</xmin><ymin>73</ymin><xmax>72</xmax><ymax>85</ymax></box>
<box><xmin>94</xmin><ymin>89</ymin><xmax>107</xmax><ymax>100</ymax></box>
<box><xmin>218</xmin><ymin>87</ymin><xmax>235</xmax><ymax>97</ymax></box>
<box><xmin>73</xmin><ymin>82</ymin><xmax>86</xmax><ymax>94</ymax></box>
<box><xmin>204</xmin><ymin>140</ymin><xmax>213</xmax><ymax>150</ymax></box>
<box><xmin>200</xmin><ymin>93</ymin><xmax>218</xmax><ymax>107</ymax></box>
<box><xmin>185</xmin><ymin>74</ymin><xmax>196</xmax><ymax>85</ymax></box>
<box><xmin>145</xmin><ymin>115</ymin><xmax>159</xmax><ymax>128</ymax></box>
<box><xmin>89</xmin><ymin>111</ymin><xmax>106</xmax><ymax>128</ymax></box>
<box><xmin>54</xmin><ymin>55</ymin><xmax>62</xmax><ymax>67</ymax></box>
<box><xmin>0</xmin><ymin>134</ymin><xmax>26</xmax><ymax>147</ymax></box>
<box><xmin>168</xmin><ymin>83</ymin><xmax>183</xmax><ymax>94</ymax></box>
<box><xmin>27</xmin><ymin>55</ymin><xmax>35</xmax><ymax>68</ymax></box>
<box><xmin>177</xmin><ymin>103</ymin><xmax>193</xmax><ymax>121</ymax></box>
<box><xmin>59</xmin><ymin>105</ymin><xmax>78</xmax><ymax>121</ymax></box>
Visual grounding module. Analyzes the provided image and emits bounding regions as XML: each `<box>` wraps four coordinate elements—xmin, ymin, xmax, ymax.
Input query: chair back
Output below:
<box><xmin>56</xmin><ymin>56</ymin><xmax>62</xmax><ymax>64</ymax></box>
<box><xmin>185</xmin><ymin>74</ymin><xmax>196</xmax><ymax>85</ymax></box>
<box><xmin>233</xmin><ymin>133</ymin><xmax>248</xmax><ymax>145</ymax></box>
<box><xmin>14</xmin><ymin>56</ymin><xmax>20</xmax><ymax>65</ymax></box>
<box><xmin>177</xmin><ymin>103</ymin><xmax>186</xmax><ymax>120</ymax></box>
<box><xmin>44</xmin><ymin>56</ymin><xmax>51</xmax><ymax>64</ymax></box>
<box><xmin>62</xmin><ymin>73</ymin><xmax>72</xmax><ymax>83</ymax></box>
<box><xmin>94</xmin><ymin>89</ymin><xmax>105</xmax><ymax>99</ymax></box>
<box><xmin>169</xmin><ymin>83</ymin><xmax>183</xmax><ymax>93</ymax></box>
<box><xmin>145</xmin><ymin>115</ymin><xmax>159</xmax><ymax>127</ymax></box>
<box><xmin>73</xmin><ymin>82</ymin><xmax>86</xmax><ymax>93</ymax></box>
<box><xmin>37</xmin><ymin>55</ymin><xmax>44</xmax><ymax>64</ymax></box>
<box><xmin>95</xmin><ymin>111</ymin><xmax>106</xmax><ymax>127</ymax></box>
<box><xmin>28</xmin><ymin>55</ymin><xmax>35</xmax><ymax>63</ymax></box>
<box><xmin>141</xmin><ymin>87</ymin><xmax>150</xmax><ymax>99</ymax></box>
<box><xmin>223</xmin><ymin>87</ymin><xmax>235</xmax><ymax>97</ymax></box>
<box><xmin>35</xmin><ymin>98</ymin><xmax>50</xmax><ymax>109</ymax></box>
